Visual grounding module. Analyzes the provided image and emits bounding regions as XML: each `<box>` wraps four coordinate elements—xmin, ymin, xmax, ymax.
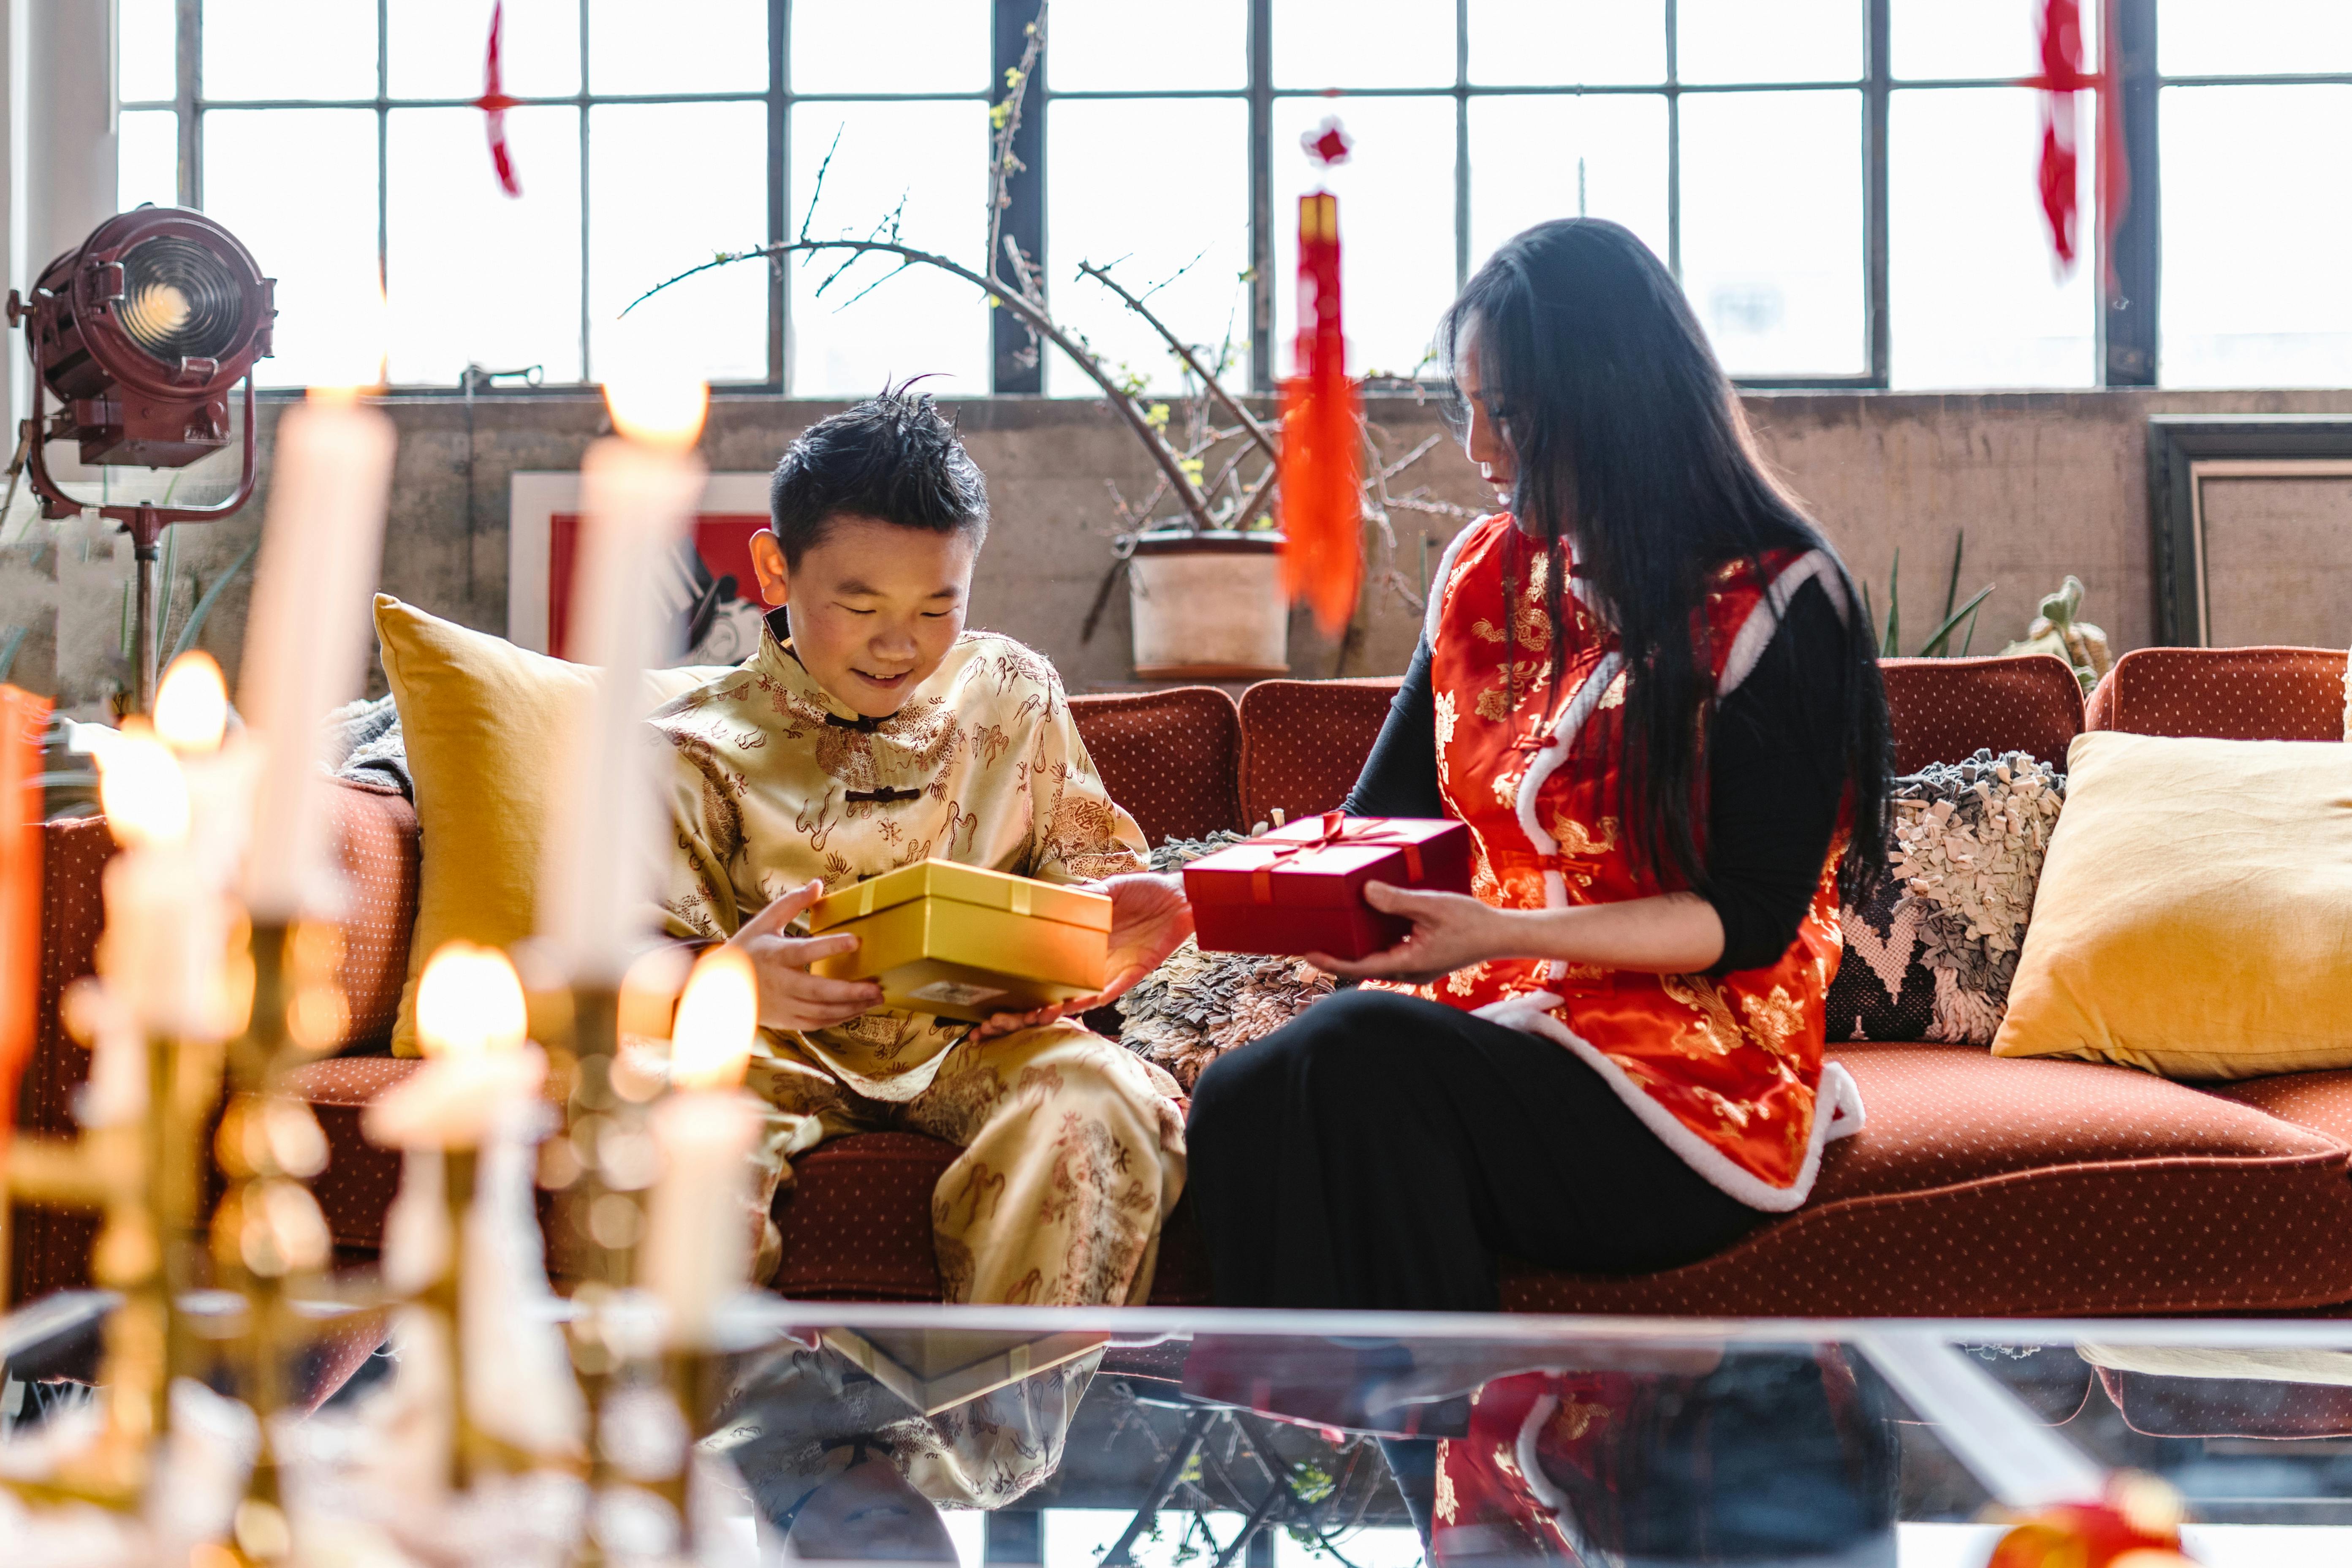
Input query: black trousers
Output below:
<box><xmin>1185</xmin><ymin>989</ymin><xmax>1767</xmax><ymax>1311</ymax></box>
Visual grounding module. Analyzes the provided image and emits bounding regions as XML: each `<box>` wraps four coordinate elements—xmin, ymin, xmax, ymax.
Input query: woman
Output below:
<box><xmin>1185</xmin><ymin>218</ymin><xmax>1892</xmax><ymax>1312</ymax></box>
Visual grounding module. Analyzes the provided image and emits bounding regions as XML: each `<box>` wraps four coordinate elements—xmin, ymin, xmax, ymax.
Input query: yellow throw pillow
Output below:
<box><xmin>375</xmin><ymin>595</ymin><xmax>730</xmax><ymax>1055</ymax></box>
<box><xmin>1992</xmin><ymin>730</ymin><xmax>2352</xmax><ymax>1079</ymax></box>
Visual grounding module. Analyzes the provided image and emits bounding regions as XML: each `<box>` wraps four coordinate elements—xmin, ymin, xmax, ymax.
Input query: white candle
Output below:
<box><xmin>237</xmin><ymin>389</ymin><xmax>396</xmax><ymax>923</ymax></box>
<box><xmin>362</xmin><ymin>940</ymin><xmax>542</xmax><ymax>1151</ymax></box>
<box><xmin>644</xmin><ymin>948</ymin><xmax>759</xmax><ymax>1349</ymax></box>
<box><xmin>535</xmin><ymin>371</ymin><xmax>708</xmax><ymax>985</ymax></box>
<box><xmin>154</xmin><ymin>652</ymin><xmax>260</xmax><ymax>899</ymax></box>
<box><xmin>94</xmin><ymin>730</ymin><xmax>225</xmax><ymax>1037</ymax></box>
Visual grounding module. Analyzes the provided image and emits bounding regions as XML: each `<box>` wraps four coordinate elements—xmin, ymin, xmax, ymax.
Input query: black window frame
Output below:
<box><xmin>126</xmin><ymin>0</ymin><xmax>2341</xmax><ymax>397</ymax></box>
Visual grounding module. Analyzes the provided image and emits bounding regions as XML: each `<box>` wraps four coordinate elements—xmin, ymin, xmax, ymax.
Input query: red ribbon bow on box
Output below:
<box><xmin>1228</xmin><ymin>812</ymin><xmax>1428</xmax><ymax>904</ymax></box>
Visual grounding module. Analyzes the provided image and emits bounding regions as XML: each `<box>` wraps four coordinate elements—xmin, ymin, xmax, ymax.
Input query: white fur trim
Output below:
<box><xmin>1517</xmin><ymin>1394</ymin><xmax>1569</xmax><ymax>1511</ymax></box>
<box><xmin>1718</xmin><ymin>549</ymin><xmax>1852</xmax><ymax>698</ymax></box>
<box><xmin>1423</xmin><ymin>516</ymin><xmax>1491</xmax><ymax>647</ymax></box>
<box><xmin>1474</xmin><ymin>991</ymin><xmax>1866</xmax><ymax>1212</ymax></box>
<box><xmin>1508</xmin><ymin>651</ymin><xmax>1624</xmax><ymax>984</ymax></box>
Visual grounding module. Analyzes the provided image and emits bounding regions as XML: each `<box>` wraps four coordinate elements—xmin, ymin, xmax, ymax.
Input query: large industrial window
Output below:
<box><xmin>113</xmin><ymin>1</ymin><xmax>2345</xmax><ymax>394</ymax></box>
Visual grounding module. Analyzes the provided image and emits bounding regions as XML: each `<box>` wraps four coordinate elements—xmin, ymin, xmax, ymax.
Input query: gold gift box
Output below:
<box><xmin>807</xmin><ymin>859</ymin><xmax>1112</xmax><ymax>1023</ymax></box>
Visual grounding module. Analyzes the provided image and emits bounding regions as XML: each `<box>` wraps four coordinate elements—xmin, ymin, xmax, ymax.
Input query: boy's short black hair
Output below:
<box><xmin>769</xmin><ymin>387</ymin><xmax>989</xmax><ymax>567</ymax></box>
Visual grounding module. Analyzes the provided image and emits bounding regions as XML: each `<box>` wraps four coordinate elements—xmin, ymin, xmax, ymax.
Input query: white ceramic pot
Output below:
<box><xmin>1127</xmin><ymin>530</ymin><xmax>1289</xmax><ymax>681</ymax></box>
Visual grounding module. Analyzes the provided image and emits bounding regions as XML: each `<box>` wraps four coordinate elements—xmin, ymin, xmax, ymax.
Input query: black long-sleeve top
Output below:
<box><xmin>1344</xmin><ymin>579</ymin><xmax>1850</xmax><ymax>976</ymax></box>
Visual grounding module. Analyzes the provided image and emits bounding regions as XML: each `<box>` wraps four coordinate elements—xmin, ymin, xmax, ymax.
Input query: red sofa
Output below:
<box><xmin>13</xmin><ymin>647</ymin><xmax>2352</xmax><ymax>1318</ymax></box>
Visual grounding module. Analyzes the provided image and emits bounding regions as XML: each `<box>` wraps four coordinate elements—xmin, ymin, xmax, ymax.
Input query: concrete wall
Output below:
<box><xmin>5</xmin><ymin>384</ymin><xmax>2351</xmax><ymax>717</ymax></box>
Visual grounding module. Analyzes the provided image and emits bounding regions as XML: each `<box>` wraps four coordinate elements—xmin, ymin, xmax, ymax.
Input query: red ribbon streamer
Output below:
<box><xmin>0</xmin><ymin>685</ymin><xmax>49</xmax><ymax>1144</ymax></box>
<box><xmin>475</xmin><ymin>0</ymin><xmax>523</xmax><ymax>198</ymax></box>
<box><xmin>1279</xmin><ymin>169</ymin><xmax>1363</xmax><ymax>638</ymax></box>
<box><xmin>1230</xmin><ymin>812</ymin><xmax>1427</xmax><ymax>904</ymax></box>
<box><xmin>2024</xmin><ymin>0</ymin><xmax>2130</xmax><ymax>292</ymax></box>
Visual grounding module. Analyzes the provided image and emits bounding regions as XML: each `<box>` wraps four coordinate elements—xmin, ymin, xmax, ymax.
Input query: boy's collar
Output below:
<box><xmin>756</xmin><ymin>609</ymin><xmax>885</xmax><ymax>729</ymax></box>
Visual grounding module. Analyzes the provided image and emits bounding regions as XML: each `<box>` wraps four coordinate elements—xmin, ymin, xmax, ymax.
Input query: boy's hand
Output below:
<box><xmin>725</xmin><ymin>879</ymin><xmax>885</xmax><ymax>1033</ymax></box>
<box><xmin>967</xmin><ymin>872</ymin><xmax>1193</xmax><ymax>1043</ymax></box>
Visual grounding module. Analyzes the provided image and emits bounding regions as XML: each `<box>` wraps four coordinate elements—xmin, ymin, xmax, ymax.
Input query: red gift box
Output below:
<box><xmin>1185</xmin><ymin>813</ymin><xmax>1473</xmax><ymax>959</ymax></box>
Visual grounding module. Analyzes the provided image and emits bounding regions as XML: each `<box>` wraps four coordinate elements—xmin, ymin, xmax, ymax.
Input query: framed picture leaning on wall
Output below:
<box><xmin>508</xmin><ymin>471</ymin><xmax>774</xmax><ymax>666</ymax></box>
<box><xmin>2147</xmin><ymin>416</ymin><xmax>2352</xmax><ymax>648</ymax></box>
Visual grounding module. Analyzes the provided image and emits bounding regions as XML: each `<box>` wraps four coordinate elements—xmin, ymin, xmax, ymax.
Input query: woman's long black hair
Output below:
<box><xmin>1437</xmin><ymin>217</ymin><xmax>1891</xmax><ymax>902</ymax></box>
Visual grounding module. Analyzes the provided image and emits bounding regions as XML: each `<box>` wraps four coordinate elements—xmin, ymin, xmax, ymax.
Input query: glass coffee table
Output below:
<box><xmin>13</xmin><ymin>1294</ymin><xmax>2352</xmax><ymax>1565</ymax></box>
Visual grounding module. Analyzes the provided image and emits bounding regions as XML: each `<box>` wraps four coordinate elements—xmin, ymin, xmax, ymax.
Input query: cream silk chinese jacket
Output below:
<box><xmin>647</xmin><ymin>622</ymin><xmax>1147</xmax><ymax>1105</ymax></box>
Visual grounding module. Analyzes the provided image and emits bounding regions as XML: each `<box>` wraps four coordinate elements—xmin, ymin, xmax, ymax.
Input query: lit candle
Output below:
<box><xmin>364</xmin><ymin>940</ymin><xmax>543</xmax><ymax>1154</ymax></box>
<box><xmin>153</xmin><ymin>651</ymin><xmax>259</xmax><ymax>900</ymax></box>
<box><xmin>237</xmin><ymin>334</ymin><xmax>397</xmax><ymax>924</ymax></box>
<box><xmin>368</xmin><ymin>940</ymin><xmax>542</xmax><ymax>1304</ymax></box>
<box><xmin>643</xmin><ymin>947</ymin><xmax>761</xmax><ymax>1349</ymax></box>
<box><xmin>535</xmin><ymin>365</ymin><xmax>709</xmax><ymax>985</ymax></box>
<box><xmin>95</xmin><ymin>728</ymin><xmax>227</xmax><ymax>1038</ymax></box>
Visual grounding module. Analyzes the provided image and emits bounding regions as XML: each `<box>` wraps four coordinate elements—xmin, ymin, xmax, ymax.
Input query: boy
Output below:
<box><xmin>648</xmin><ymin>390</ymin><xmax>1191</xmax><ymax>1305</ymax></box>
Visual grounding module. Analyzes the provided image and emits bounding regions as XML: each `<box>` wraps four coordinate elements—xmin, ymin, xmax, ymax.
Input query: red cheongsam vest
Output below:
<box><xmin>1372</xmin><ymin>514</ymin><xmax>1863</xmax><ymax>1209</ymax></box>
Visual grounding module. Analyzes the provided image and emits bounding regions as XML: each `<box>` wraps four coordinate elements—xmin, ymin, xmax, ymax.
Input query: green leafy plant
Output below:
<box><xmin>1859</xmin><ymin>532</ymin><xmax>1994</xmax><ymax>659</ymax></box>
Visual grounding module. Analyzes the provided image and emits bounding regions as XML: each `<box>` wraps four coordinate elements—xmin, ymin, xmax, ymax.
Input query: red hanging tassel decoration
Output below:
<box><xmin>475</xmin><ymin>0</ymin><xmax>523</xmax><ymax>197</ymax></box>
<box><xmin>2026</xmin><ymin>0</ymin><xmax>2130</xmax><ymax>292</ymax></box>
<box><xmin>1279</xmin><ymin>117</ymin><xmax>1363</xmax><ymax>639</ymax></box>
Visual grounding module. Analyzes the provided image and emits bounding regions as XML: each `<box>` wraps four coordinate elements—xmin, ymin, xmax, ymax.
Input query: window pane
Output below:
<box><xmin>1890</xmin><ymin>88</ymin><xmax>2094</xmax><ymax>389</ymax></box>
<box><xmin>2161</xmin><ymin>0</ymin><xmax>2352</xmax><ymax>75</ymax></box>
<box><xmin>792</xmin><ymin>0</ymin><xmax>986</xmax><ymax>95</ymax></box>
<box><xmin>1051</xmin><ymin>0</ymin><xmax>1246</xmax><ymax>90</ymax></box>
<box><xmin>787</xmin><ymin>100</ymin><xmax>989</xmax><ymax>397</ymax></box>
<box><xmin>587</xmin><ymin>102</ymin><xmax>767</xmax><ymax>384</ymax></box>
<box><xmin>202</xmin><ymin>0</ymin><xmax>378</xmax><ymax>101</ymax></box>
<box><xmin>1274</xmin><ymin>0</ymin><xmax>1456</xmax><ymax>90</ymax></box>
<box><xmin>390</xmin><ymin>0</ymin><xmax>580</xmax><ymax>100</ymax></box>
<box><xmin>1676</xmin><ymin>0</ymin><xmax>1860</xmax><ymax>84</ymax></box>
<box><xmin>1272</xmin><ymin>96</ymin><xmax>1456</xmax><ymax>378</ymax></box>
<box><xmin>119</xmin><ymin>110</ymin><xmax>180</xmax><ymax>212</ymax></box>
<box><xmin>1045</xmin><ymin>99</ymin><xmax>1249</xmax><ymax>397</ymax></box>
<box><xmin>120</xmin><ymin>0</ymin><xmax>177</xmax><ymax>102</ymax></box>
<box><xmin>1678</xmin><ymin>90</ymin><xmax>1863</xmax><ymax>376</ymax></box>
<box><xmin>588</xmin><ymin>0</ymin><xmax>765</xmax><ymax>95</ymax></box>
<box><xmin>1467</xmin><ymin>0</ymin><xmax>1665</xmax><ymax>87</ymax></box>
<box><xmin>1893</xmin><ymin>0</ymin><xmax>2093</xmax><ymax>81</ymax></box>
<box><xmin>1468</xmin><ymin>95</ymin><xmax>1669</xmax><ymax>277</ymax></box>
<box><xmin>201</xmin><ymin>109</ymin><xmax>379</xmax><ymax>388</ymax></box>
<box><xmin>386</xmin><ymin>106</ymin><xmax>582</xmax><ymax>385</ymax></box>
<box><xmin>2162</xmin><ymin>84</ymin><xmax>2352</xmax><ymax>386</ymax></box>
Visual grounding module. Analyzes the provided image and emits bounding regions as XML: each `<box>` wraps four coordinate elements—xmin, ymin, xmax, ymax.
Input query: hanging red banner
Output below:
<box><xmin>475</xmin><ymin>0</ymin><xmax>523</xmax><ymax>198</ymax></box>
<box><xmin>2026</xmin><ymin>0</ymin><xmax>2130</xmax><ymax>292</ymax></box>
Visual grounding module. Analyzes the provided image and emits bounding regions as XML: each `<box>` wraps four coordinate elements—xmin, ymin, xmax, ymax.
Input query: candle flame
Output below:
<box><xmin>415</xmin><ymin>940</ymin><xmax>528</xmax><ymax>1060</ymax></box>
<box><xmin>97</xmin><ymin>728</ymin><xmax>191</xmax><ymax>848</ymax></box>
<box><xmin>669</xmin><ymin>947</ymin><xmax>757</xmax><ymax>1091</ymax></box>
<box><xmin>153</xmin><ymin>651</ymin><xmax>228</xmax><ymax>754</ymax></box>
<box><xmin>602</xmin><ymin>362</ymin><xmax>709</xmax><ymax>449</ymax></box>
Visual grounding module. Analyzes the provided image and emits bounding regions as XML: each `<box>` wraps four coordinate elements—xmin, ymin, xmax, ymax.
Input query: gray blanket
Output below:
<box><xmin>319</xmin><ymin>693</ymin><xmax>411</xmax><ymax>798</ymax></box>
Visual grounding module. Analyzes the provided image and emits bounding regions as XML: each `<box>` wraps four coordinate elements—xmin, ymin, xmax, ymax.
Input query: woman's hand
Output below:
<box><xmin>970</xmin><ymin>871</ymin><xmax>1193</xmax><ymax>1042</ymax></box>
<box><xmin>1305</xmin><ymin>881</ymin><xmax>1523</xmax><ymax>984</ymax></box>
<box><xmin>724</xmin><ymin>880</ymin><xmax>884</xmax><ymax>1032</ymax></box>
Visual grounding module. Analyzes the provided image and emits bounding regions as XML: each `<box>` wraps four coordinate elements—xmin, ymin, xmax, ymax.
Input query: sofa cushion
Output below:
<box><xmin>282</xmin><ymin>1057</ymin><xmax>419</xmax><ymax>1250</ymax></box>
<box><xmin>1237</xmin><ymin>678</ymin><xmax>1400</xmax><ymax>829</ymax></box>
<box><xmin>2087</xmin><ymin>645</ymin><xmax>2349</xmax><ymax>741</ymax></box>
<box><xmin>767</xmin><ymin>1130</ymin><xmax>1209</xmax><ymax>1304</ymax></box>
<box><xmin>2095</xmin><ymin>1366</ymin><xmax>2352</xmax><ymax>1440</ymax></box>
<box><xmin>1992</xmin><ymin>733</ymin><xmax>2352</xmax><ymax>1081</ymax></box>
<box><xmin>375</xmin><ymin>595</ymin><xmax>728</xmax><ymax>1055</ymax></box>
<box><xmin>1500</xmin><ymin>1042</ymin><xmax>2352</xmax><ymax>1316</ymax></box>
<box><xmin>1879</xmin><ymin>654</ymin><xmax>2085</xmax><ymax>775</ymax></box>
<box><xmin>326</xmin><ymin>782</ymin><xmax>421</xmax><ymax>1053</ymax></box>
<box><xmin>1067</xmin><ymin>687</ymin><xmax>1243</xmax><ymax>845</ymax></box>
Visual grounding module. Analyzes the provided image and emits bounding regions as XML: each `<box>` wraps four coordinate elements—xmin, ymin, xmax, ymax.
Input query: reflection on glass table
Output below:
<box><xmin>19</xmin><ymin>1297</ymin><xmax>2352</xmax><ymax>1564</ymax></box>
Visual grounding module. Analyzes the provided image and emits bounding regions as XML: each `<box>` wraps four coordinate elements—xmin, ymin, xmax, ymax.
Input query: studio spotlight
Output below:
<box><xmin>7</xmin><ymin>206</ymin><xmax>276</xmax><ymax>707</ymax></box>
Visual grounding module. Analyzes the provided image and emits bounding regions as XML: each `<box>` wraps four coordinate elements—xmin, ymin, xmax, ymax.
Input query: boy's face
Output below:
<box><xmin>750</xmin><ymin>515</ymin><xmax>974</xmax><ymax>718</ymax></box>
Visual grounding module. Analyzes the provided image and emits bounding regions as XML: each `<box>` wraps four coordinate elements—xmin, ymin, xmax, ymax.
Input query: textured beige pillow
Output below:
<box><xmin>1992</xmin><ymin>730</ymin><xmax>2352</xmax><ymax>1079</ymax></box>
<box><xmin>376</xmin><ymin>595</ymin><xmax>727</xmax><ymax>1055</ymax></box>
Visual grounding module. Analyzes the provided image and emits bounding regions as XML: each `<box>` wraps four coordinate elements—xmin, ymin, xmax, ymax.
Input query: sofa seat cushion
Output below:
<box><xmin>768</xmin><ymin>1130</ymin><xmax>1210</xmax><ymax>1305</ymax></box>
<box><xmin>1501</xmin><ymin>1042</ymin><xmax>2352</xmax><ymax>1317</ymax></box>
<box><xmin>2203</xmin><ymin>1069</ymin><xmax>2352</xmax><ymax>1148</ymax></box>
<box><xmin>285</xmin><ymin>1057</ymin><xmax>418</xmax><ymax>1251</ymax></box>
